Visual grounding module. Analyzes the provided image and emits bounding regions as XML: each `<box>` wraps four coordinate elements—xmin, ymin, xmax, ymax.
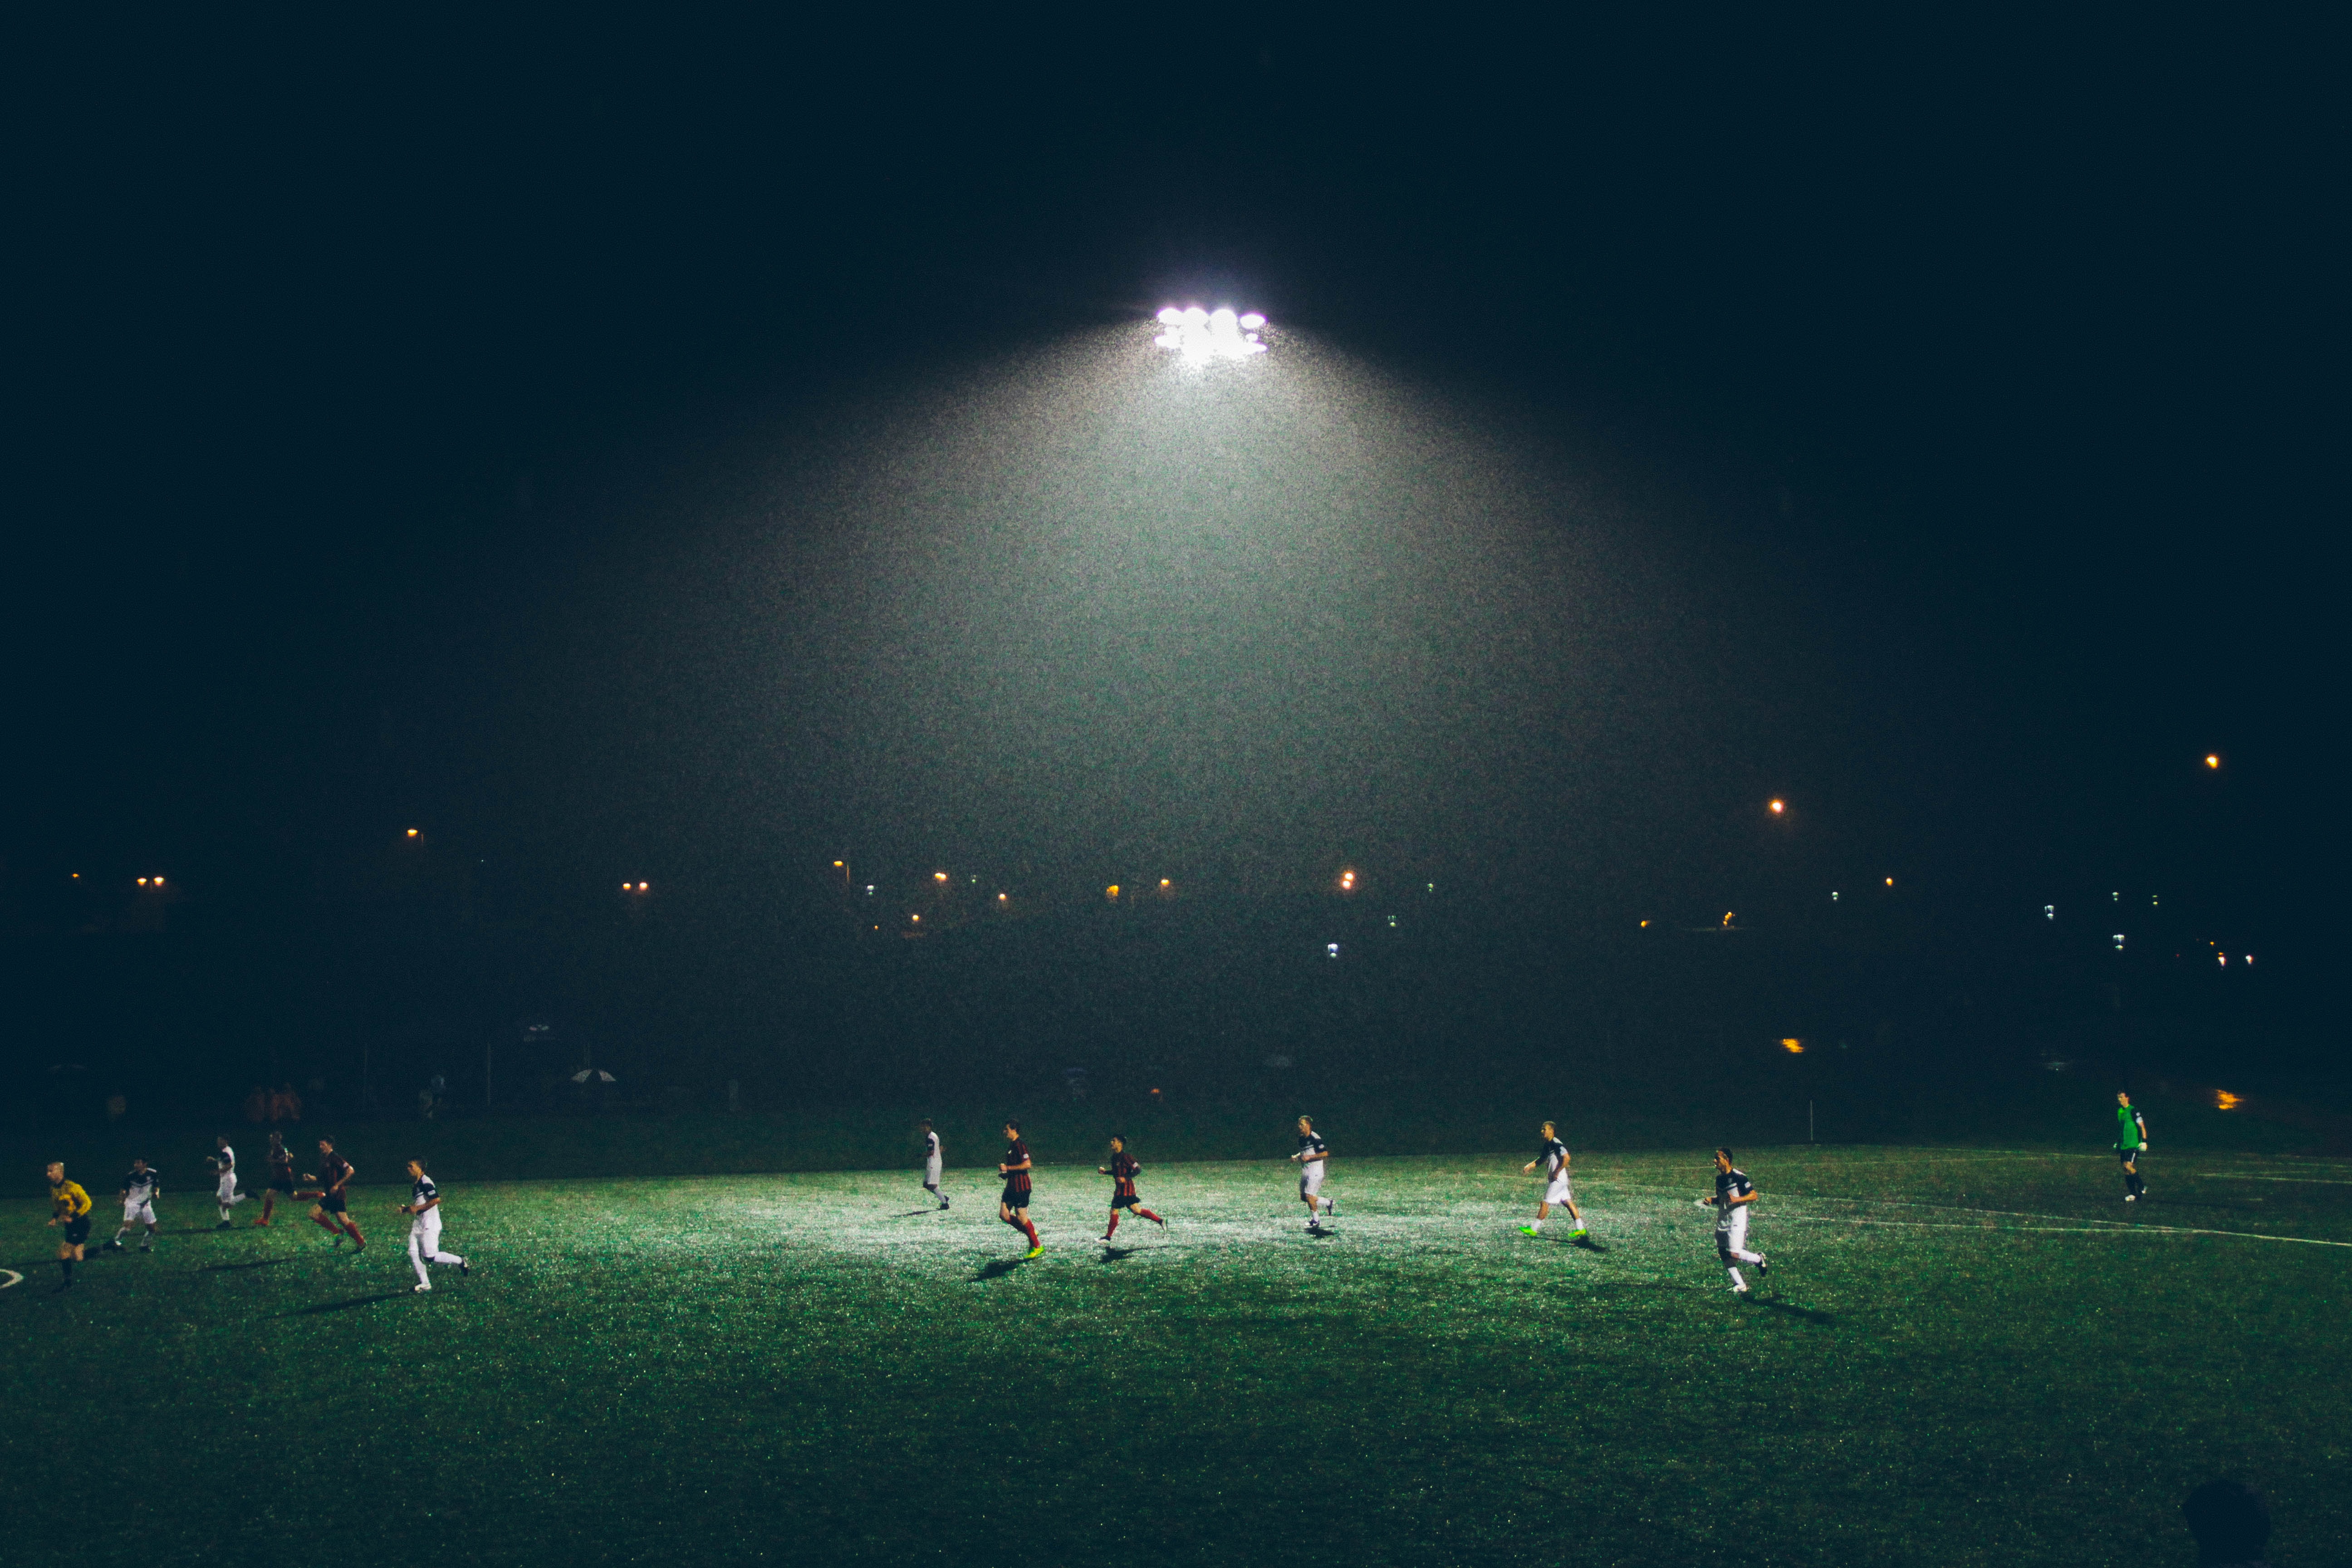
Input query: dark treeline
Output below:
<box><xmin>3</xmin><ymin>863</ymin><xmax>2300</xmax><ymax>1137</ymax></box>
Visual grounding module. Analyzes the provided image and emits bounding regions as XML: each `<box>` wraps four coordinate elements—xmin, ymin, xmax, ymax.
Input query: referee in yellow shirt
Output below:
<box><xmin>46</xmin><ymin>1162</ymin><xmax>93</xmax><ymax>1291</ymax></box>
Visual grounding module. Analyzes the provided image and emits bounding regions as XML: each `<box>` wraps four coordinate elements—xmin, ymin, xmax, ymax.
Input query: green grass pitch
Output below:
<box><xmin>6</xmin><ymin>1146</ymin><xmax>2347</xmax><ymax>1566</ymax></box>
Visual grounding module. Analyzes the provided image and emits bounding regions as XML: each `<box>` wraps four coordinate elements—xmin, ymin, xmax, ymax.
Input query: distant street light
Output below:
<box><xmin>1338</xmin><ymin>869</ymin><xmax>1356</xmax><ymax>892</ymax></box>
<box><xmin>1768</xmin><ymin>799</ymin><xmax>1785</xmax><ymax>815</ymax></box>
<box><xmin>407</xmin><ymin>828</ymin><xmax>420</xmax><ymax>838</ymax></box>
<box><xmin>2205</xmin><ymin>754</ymin><xmax>2220</xmax><ymax>769</ymax></box>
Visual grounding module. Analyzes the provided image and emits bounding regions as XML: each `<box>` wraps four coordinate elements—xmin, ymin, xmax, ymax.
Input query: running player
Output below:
<box><xmin>106</xmin><ymin>1158</ymin><xmax>162</xmax><ymax>1252</ymax></box>
<box><xmin>920</xmin><ymin>1119</ymin><xmax>947</xmax><ymax>1210</ymax></box>
<box><xmin>1518</xmin><ymin>1121</ymin><xmax>1589</xmax><ymax>1241</ymax></box>
<box><xmin>207</xmin><ymin>1134</ymin><xmax>249</xmax><ymax>1228</ymax></box>
<box><xmin>1097</xmin><ymin>1134</ymin><xmax>1166</xmax><ymax>1240</ymax></box>
<box><xmin>46</xmin><ymin>1162</ymin><xmax>93</xmax><ymax>1290</ymax></box>
<box><xmin>255</xmin><ymin>1131</ymin><xmax>296</xmax><ymax>1226</ymax></box>
<box><xmin>2115</xmin><ymin>1091</ymin><xmax>2151</xmax><ymax>1202</ymax></box>
<box><xmin>395</xmin><ymin>1159</ymin><xmax>468</xmax><ymax>1293</ymax></box>
<box><xmin>1698</xmin><ymin>1147</ymin><xmax>1767</xmax><ymax>1294</ymax></box>
<box><xmin>304</xmin><ymin>1137</ymin><xmax>366</xmax><ymax>1251</ymax></box>
<box><xmin>995</xmin><ymin>1121</ymin><xmax>1042</xmax><ymax>1258</ymax></box>
<box><xmin>1290</xmin><ymin>1115</ymin><xmax>1337</xmax><ymax>1232</ymax></box>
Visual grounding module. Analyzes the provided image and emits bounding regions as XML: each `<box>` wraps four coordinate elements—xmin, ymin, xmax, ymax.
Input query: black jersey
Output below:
<box><xmin>266</xmin><ymin>1144</ymin><xmax>294</xmax><ymax>1179</ymax></box>
<box><xmin>1002</xmin><ymin>1139</ymin><xmax>1033</xmax><ymax>1196</ymax></box>
<box><xmin>411</xmin><ymin>1173</ymin><xmax>440</xmax><ymax>1207</ymax></box>
<box><xmin>318</xmin><ymin>1153</ymin><xmax>353</xmax><ymax>1193</ymax></box>
<box><xmin>1297</xmin><ymin>1130</ymin><xmax>1328</xmax><ymax>1163</ymax></box>
<box><xmin>1537</xmin><ymin>1137</ymin><xmax>1568</xmax><ymax>1177</ymax></box>
<box><xmin>122</xmin><ymin>1167</ymin><xmax>161</xmax><ymax>1200</ymax></box>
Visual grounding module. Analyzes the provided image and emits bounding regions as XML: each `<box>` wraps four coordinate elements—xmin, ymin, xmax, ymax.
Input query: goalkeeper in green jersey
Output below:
<box><xmin>2114</xmin><ymin>1091</ymin><xmax>2150</xmax><ymax>1202</ymax></box>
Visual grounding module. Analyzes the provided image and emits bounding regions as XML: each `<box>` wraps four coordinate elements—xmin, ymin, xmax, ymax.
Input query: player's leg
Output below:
<box><xmin>1102</xmin><ymin>1206</ymin><xmax>1119</xmax><ymax>1240</ymax></box>
<box><xmin>341</xmin><ymin>1211</ymin><xmax>367</xmax><ymax>1249</ymax></box>
<box><xmin>1136</xmin><ymin>1204</ymin><xmax>1164</xmax><ymax>1226</ymax></box>
<box><xmin>1014</xmin><ymin>1203</ymin><xmax>1041</xmax><ymax>1254</ymax></box>
<box><xmin>309</xmin><ymin>1202</ymin><xmax>343</xmax><ymax>1237</ymax></box>
<box><xmin>258</xmin><ymin>1190</ymin><xmax>275</xmax><ymax>1225</ymax></box>
<box><xmin>408</xmin><ymin>1222</ymin><xmax>433</xmax><ymax>1289</ymax></box>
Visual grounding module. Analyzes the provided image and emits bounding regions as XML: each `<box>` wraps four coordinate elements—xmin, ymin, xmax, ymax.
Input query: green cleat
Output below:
<box><xmin>1518</xmin><ymin>1226</ymin><xmax>1540</xmax><ymax>1236</ymax></box>
<box><xmin>1024</xmin><ymin>1245</ymin><xmax>1044</xmax><ymax>1259</ymax></box>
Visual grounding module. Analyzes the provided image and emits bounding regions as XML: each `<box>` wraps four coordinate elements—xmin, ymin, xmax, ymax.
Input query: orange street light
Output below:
<box><xmin>1884</xmin><ymin>877</ymin><xmax>1895</xmax><ymax>887</ymax></box>
<box><xmin>1338</xmin><ymin>869</ymin><xmax>1357</xmax><ymax>892</ymax></box>
<box><xmin>1768</xmin><ymin>799</ymin><xmax>1785</xmax><ymax>815</ymax></box>
<box><xmin>1106</xmin><ymin>884</ymin><xmax>1121</xmax><ymax>900</ymax></box>
<box><xmin>934</xmin><ymin>871</ymin><xmax>948</xmax><ymax>884</ymax></box>
<box><xmin>2205</xmin><ymin>754</ymin><xmax>2220</xmax><ymax>769</ymax></box>
<box><xmin>1781</xmin><ymin>1038</ymin><xmax>1805</xmax><ymax>1054</ymax></box>
<box><xmin>406</xmin><ymin>828</ymin><xmax>420</xmax><ymax>838</ymax></box>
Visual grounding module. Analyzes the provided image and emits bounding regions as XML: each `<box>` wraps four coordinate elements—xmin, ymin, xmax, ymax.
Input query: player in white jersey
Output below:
<box><xmin>107</xmin><ymin>1158</ymin><xmax>163</xmax><ymax>1252</ymax></box>
<box><xmin>396</xmin><ymin>1159</ymin><xmax>469</xmax><ymax>1292</ymax></box>
<box><xmin>919</xmin><ymin>1119</ymin><xmax>947</xmax><ymax>1210</ymax></box>
<box><xmin>1517</xmin><ymin>1122</ymin><xmax>1590</xmax><ymax>1241</ymax></box>
<box><xmin>1290</xmin><ymin>1115</ymin><xmax>1338</xmax><ymax>1232</ymax></box>
<box><xmin>207</xmin><ymin>1134</ymin><xmax>249</xmax><ymax>1228</ymax></box>
<box><xmin>1697</xmin><ymin>1147</ymin><xmax>1768</xmax><ymax>1294</ymax></box>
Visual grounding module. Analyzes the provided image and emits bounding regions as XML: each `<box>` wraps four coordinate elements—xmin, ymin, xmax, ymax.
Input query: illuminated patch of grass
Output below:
<box><xmin>4</xmin><ymin>1147</ymin><xmax>2346</xmax><ymax>1566</ymax></box>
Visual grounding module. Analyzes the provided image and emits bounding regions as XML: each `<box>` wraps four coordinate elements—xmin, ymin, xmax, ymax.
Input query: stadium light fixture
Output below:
<box><xmin>1154</xmin><ymin>304</ymin><xmax>1269</xmax><ymax>363</ymax></box>
<box><xmin>2205</xmin><ymin>754</ymin><xmax>2220</xmax><ymax>769</ymax></box>
<box><xmin>407</xmin><ymin>828</ymin><xmax>420</xmax><ymax>838</ymax></box>
<box><xmin>1780</xmin><ymin>1039</ymin><xmax>1804</xmax><ymax>1054</ymax></box>
<box><xmin>1768</xmin><ymin>799</ymin><xmax>1785</xmax><ymax>815</ymax></box>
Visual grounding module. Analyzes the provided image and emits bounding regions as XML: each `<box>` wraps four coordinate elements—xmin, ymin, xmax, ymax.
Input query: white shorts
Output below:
<box><xmin>411</xmin><ymin>1211</ymin><xmax>443</xmax><ymax>1248</ymax></box>
<box><xmin>924</xmin><ymin>1158</ymin><xmax>943</xmax><ymax>1187</ymax></box>
<box><xmin>216</xmin><ymin>1173</ymin><xmax>239</xmax><ymax>1201</ymax></box>
<box><xmin>1299</xmin><ymin>1162</ymin><xmax>1326</xmax><ymax>1198</ymax></box>
<box><xmin>1717</xmin><ymin>1208</ymin><xmax>1749</xmax><ymax>1253</ymax></box>
<box><xmin>123</xmin><ymin>1199</ymin><xmax>156</xmax><ymax>1226</ymax></box>
<box><xmin>1544</xmin><ymin>1176</ymin><xmax>1575</xmax><ymax>1208</ymax></box>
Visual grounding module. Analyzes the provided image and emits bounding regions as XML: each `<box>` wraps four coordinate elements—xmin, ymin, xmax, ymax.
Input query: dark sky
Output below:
<box><xmin>9</xmin><ymin>14</ymin><xmax>2336</xmax><ymax>937</ymax></box>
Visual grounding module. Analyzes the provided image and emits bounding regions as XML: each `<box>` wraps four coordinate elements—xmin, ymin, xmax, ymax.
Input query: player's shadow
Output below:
<box><xmin>1571</xmin><ymin>1235</ymin><xmax>1610</xmax><ymax>1254</ymax></box>
<box><xmin>892</xmin><ymin>1208</ymin><xmax>942</xmax><ymax>1219</ymax></box>
<box><xmin>1752</xmin><ymin>1297</ymin><xmax>1835</xmax><ymax>1325</ymax></box>
<box><xmin>280</xmin><ymin>1290</ymin><xmax>410</xmax><ymax>1317</ymax></box>
<box><xmin>1097</xmin><ymin>1246</ymin><xmax>1138</xmax><ymax>1263</ymax></box>
<box><xmin>201</xmin><ymin>1257</ymin><xmax>292</xmax><ymax>1272</ymax></box>
<box><xmin>969</xmin><ymin>1258</ymin><xmax>1027</xmax><ymax>1282</ymax></box>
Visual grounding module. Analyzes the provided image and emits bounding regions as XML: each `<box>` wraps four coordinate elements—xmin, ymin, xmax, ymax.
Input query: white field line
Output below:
<box><xmin>2198</xmin><ymin>1174</ymin><xmax>2352</xmax><ymax>1185</ymax></box>
<box><xmin>0</xmin><ymin>1268</ymin><xmax>21</xmax><ymax>1289</ymax></box>
<box><xmin>1785</xmin><ymin>1215</ymin><xmax>2352</xmax><ymax>1250</ymax></box>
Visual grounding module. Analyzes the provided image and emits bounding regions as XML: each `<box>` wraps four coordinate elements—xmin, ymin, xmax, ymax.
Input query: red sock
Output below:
<box><xmin>1105</xmin><ymin>1212</ymin><xmax>1120</xmax><ymax>1237</ymax></box>
<box><xmin>312</xmin><ymin>1213</ymin><xmax>340</xmax><ymax>1233</ymax></box>
<box><xmin>343</xmin><ymin>1223</ymin><xmax>365</xmax><ymax>1245</ymax></box>
<box><xmin>1022</xmin><ymin>1220</ymin><xmax>1040</xmax><ymax>1247</ymax></box>
<box><xmin>1137</xmin><ymin>1208</ymin><xmax>1162</xmax><ymax>1223</ymax></box>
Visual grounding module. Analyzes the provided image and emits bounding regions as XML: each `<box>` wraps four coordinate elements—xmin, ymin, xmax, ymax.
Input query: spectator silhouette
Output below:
<box><xmin>2183</xmin><ymin>1480</ymin><xmax>2271</xmax><ymax>1567</ymax></box>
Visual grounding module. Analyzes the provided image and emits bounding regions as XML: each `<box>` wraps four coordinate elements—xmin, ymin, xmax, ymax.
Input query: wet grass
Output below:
<box><xmin>5</xmin><ymin>1146</ymin><xmax>2347</xmax><ymax>1566</ymax></box>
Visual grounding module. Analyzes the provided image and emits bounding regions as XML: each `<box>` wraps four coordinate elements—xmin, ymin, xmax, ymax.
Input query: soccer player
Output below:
<box><xmin>396</xmin><ymin>1158</ymin><xmax>469</xmax><ymax>1293</ymax></box>
<box><xmin>995</xmin><ymin>1121</ymin><xmax>1042</xmax><ymax>1258</ymax></box>
<box><xmin>1699</xmin><ymin>1147</ymin><xmax>1767</xmax><ymax>1294</ymax></box>
<box><xmin>2115</xmin><ymin>1091</ymin><xmax>2151</xmax><ymax>1202</ymax></box>
<box><xmin>304</xmin><ymin>1137</ymin><xmax>366</xmax><ymax>1251</ymax></box>
<box><xmin>207</xmin><ymin>1134</ymin><xmax>249</xmax><ymax>1228</ymax></box>
<box><xmin>1290</xmin><ymin>1115</ymin><xmax>1337</xmax><ymax>1232</ymax></box>
<box><xmin>1518</xmin><ymin>1122</ymin><xmax>1589</xmax><ymax>1241</ymax></box>
<box><xmin>46</xmin><ymin>1161</ymin><xmax>93</xmax><ymax>1290</ymax></box>
<box><xmin>920</xmin><ymin>1119</ymin><xmax>947</xmax><ymax>1210</ymax></box>
<box><xmin>1096</xmin><ymin>1134</ymin><xmax>1166</xmax><ymax>1240</ymax></box>
<box><xmin>255</xmin><ymin>1131</ymin><xmax>296</xmax><ymax>1226</ymax></box>
<box><xmin>107</xmin><ymin>1158</ymin><xmax>163</xmax><ymax>1252</ymax></box>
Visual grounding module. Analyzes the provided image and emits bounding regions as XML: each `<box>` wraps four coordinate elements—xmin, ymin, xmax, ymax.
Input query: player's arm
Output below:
<box><xmin>1727</xmin><ymin>1186</ymin><xmax>1758</xmax><ymax>1208</ymax></box>
<box><xmin>333</xmin><ymin>1165</ymin><xmax>356</xmax><ymax>1193</ymax></box>
<box><xmin>412</xmin><ymin>1192</ymin><xmax>439</xmax><ymax>1214</ymax></box>
<box><xmin>2136</xmin><ymin>1112</ymin><xmax>2150</xmax><ymax>1147</ymax></box>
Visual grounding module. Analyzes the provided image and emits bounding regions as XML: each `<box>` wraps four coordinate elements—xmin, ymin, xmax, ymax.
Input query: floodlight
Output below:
<box><xmin>1152</xmin><ymin>304</ymin><xmax>1271</xmax><ymax>362</ymax></box>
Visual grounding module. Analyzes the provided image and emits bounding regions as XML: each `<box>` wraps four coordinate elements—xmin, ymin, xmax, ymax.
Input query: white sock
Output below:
<box><xmin>1727</xmin><ymin>1268</ymin><xmax>1747</xmax><ymax>1290</ymax></box>
<box><xmin>1528</xmin><ymin>1218</ymin><xmax>1543</xmax><ymax>1230</ymax></box>
<box><xmin>219</xmin><ymin>1206</ymin><xmax>233</xmax><ymax>1222</ymax></box>
<box><xmin>114</xmin><ymin>1227</ymin><xmax>133</xmax><ymax>1243</ymax></box>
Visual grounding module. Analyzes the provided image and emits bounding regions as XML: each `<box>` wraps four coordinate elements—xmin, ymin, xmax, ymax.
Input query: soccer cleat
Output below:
<box><xmin>1327</xmin><ymin>1198</ymin><xmax>1339</xmax><ymax>1216</ymax></box>
<box><xmin>1152</xmin><ymin>1213</ymin><xmax>1166</xmax><ymax>1229</ymax></box>
<box><xmin>139</xmin><ymin>1241</ymin><xmax>152</xmax><ymax>1253</ymax></box>
<box><xmin>1754</xmin><ymin>1254</ymin><xmax>1769</xmax><ymax>1278</ymax></box>
<box><xmin>103</xmin><ymin>1240</ymin><xmax>124</xmax><ymax>1252</ymax></box>
<box><xmin>458</xmin><ymin>1259</ymin><xmax>468</xmax><ymax>1275</ymax></box>
<box><xmin>1518</xmin><ymin>1225</ymin><xmax>1540</xmax><ymax>1236</ymax></box>
<box><xmin>1024</xmin><ymin>1245</ymin><xmax>1044</xmax><ymax>1259</ymax></box>
<box><xmin>216</xmin><ymin>1220</ymin><xmax>233</xmax><ymax>1230</ymax></box>
<box><xmin>1732</xmin><ymin>1283</ymin><xmax>1750</xmax><ymax>1295</ymax></box>
<box><xmin>1570</xmin><ymin>1228</ymin><xmax>1589</xmax><ymax>1240</ymax></box>
<box><xmin>1099</xmin><ymin>1233</ymin><xmax>1116</xmax><ymax>1242</ymax></box>
<box><xmin>413</xmin><ymin>1282</ymin><xmax>432</xmax><ymax>1293</ymax></box>
<box><xmin>2124</xmin><ymin>1193</ymin><xmax>2136</xmax><ymax>1202</ymax></box>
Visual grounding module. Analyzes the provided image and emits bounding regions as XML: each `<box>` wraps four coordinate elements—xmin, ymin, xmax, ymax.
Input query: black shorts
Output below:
<box><xmin>315</xmin><ymin>1190</ymin><xmax>348</xmax><ymax>1214</ymax></box>
<box><xmin>1000</xmin><ymin>1183</ymin><xmax>1031</xmax><ymax>1210</ymax></box>
<box><xmin>63</xmin><ymin>1215</ymin><xmax>92</xmax><ymax>1246</ymax></box>
<box><xmin>1110</xmin><ymin>1193</ymin><xmax>1141</xmax><ymax>1210</ymax></box>
<box><xmin>2117</xmin><ymin>1147</ymin><xmax>2142</xmax><ymax>1164</ymax></box>
<box><xmin>268</xmin><ymin>1174</ymin><xmax>296</xmax><ymax>1195</ymax></box>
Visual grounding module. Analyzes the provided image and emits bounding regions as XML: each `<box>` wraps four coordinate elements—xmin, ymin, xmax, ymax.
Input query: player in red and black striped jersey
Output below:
<box><xmin>303</xmin><ymin>1137</ymin><xmax>366</xmax><ymax>1251</ymax></box>
<box><xmin>995</xmin><ymin>1121</ymin><xmax>1043</xmax><ymax>1258</ymax></box>
<box><xmin>255</xmin><ymin>1131</ymin><xmax>297</xmax><ymax>1226</ymax></box>
<box><xmin>1096</xmin><ymin>1134</ymin><xmax>1165</xmax><ymax>1241</ymax></box>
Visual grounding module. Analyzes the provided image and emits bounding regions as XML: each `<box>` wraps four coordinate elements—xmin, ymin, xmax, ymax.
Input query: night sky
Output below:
<box><xmin>10</xmin><ymin>15</ymin><xmax>2334</xmax><ymax>965</ymax></box>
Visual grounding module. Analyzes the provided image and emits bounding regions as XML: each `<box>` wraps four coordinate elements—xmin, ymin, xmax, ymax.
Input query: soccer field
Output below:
<box><xmin>5</xmin><ymin>1146</ymin><xmax>2346</xmax><ymax>1567</ymax></box>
